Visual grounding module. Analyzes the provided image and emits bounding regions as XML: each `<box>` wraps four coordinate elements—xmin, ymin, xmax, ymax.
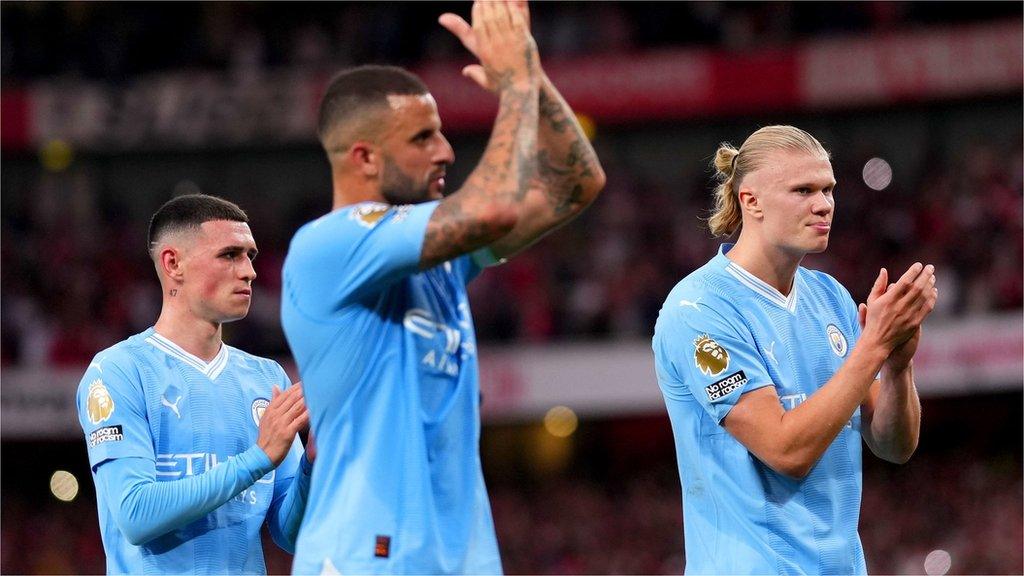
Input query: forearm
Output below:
<box><xmin>421</xmin><ymin>79</ymin><xmax>539</xmax><ymax>268</ymax></box>
<box><xmin>777</xmin><ymin>343</ymin><xmax>888</xmax><ymax>475</ymax></box>
<box><xmin>464</xmin><ymin>79</ymin><xmax>540</xmax><ymax>206</ymax></box>
<box><xmin>98</xmin><ymin>445</ymin><xmax>274</xmax><ymax>545</ymax></box>
<box><xmin>267</xmin><ymin>453</ymin><xmax>313</xmax><ymax>553</ymax></box>
<box><xmin>865</xmin><ymin>363</ymin><xmax>921</xmax><ymax>463</ymax></box>
<box><xmin>534</xmin><ymin>71</ymin><xmax>604</xmax><ymax>213</ymax></box>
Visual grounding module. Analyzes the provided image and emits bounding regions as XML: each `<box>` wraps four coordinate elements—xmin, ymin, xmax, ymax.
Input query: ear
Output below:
<box><xmin>159</xmin><ymin>247</ymin><xmax>185</xmax><ymax>284</ymax></box>
<box><xmin>736</xmin><ymin>185</ymin><xmax>763</xmax><ymax>220</ymax></box>
<box><xmin>348</xmin><ymin>141</ymin><xmax>381</xmax><ymax>178</ymax></box>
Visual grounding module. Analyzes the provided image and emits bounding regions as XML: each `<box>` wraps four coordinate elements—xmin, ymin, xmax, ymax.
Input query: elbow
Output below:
<box><xmin>577</xmin><ymin>164</ymin><xmax>607</xmax><ymax>209</ymax></box>
<box><xmin>117</xmin><ymin>515</ymin><xmax>157</xmax><ymax>547</ymax></box>
<box><xmin>771</xmin><ymin>457</ymin><xmax>814</xmax><ymax>480</ymax></box>
<box><xmin>114</xmin><ymin>492</ymin><xmax>161</xmax><ymax>546</ymax></box>
<box><xmin>589</xmin><ymin>163</ymin><xmax>607</xmax><ymax>197</ymax></box>
<box><xmin>883</xmin><ymin>441</ymin><xmax>918</xmax><ymax>465</ymax></box>
<box><xmin>761</xmin><ymin>447</ymin><xmax>817</xmax><ymax>480</ymax></box>
<box><xmin>478</xmin><ymin>203</ymin><xmax>519</xmax><ymax>243</ymax></box>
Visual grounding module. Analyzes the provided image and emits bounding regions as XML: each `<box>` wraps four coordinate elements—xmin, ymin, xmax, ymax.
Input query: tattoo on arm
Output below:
<box><xmin>535</xmin><ymin>82</ymin><xmax>601</xmax><ymax>214</ymax></box>
<box><xmin>421</xmin><ymin>77</ymin><xmax>539</xmax><ymax>269</ymax></box>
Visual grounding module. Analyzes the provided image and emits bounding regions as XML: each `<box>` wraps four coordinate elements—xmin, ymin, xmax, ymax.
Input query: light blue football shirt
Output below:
<box><xmin>281</xmin><ymin>201</ymin><xmax>501</xmax><ymax>574</ymax></box>
<box><xmin>76</xmin><ymin>328</ymin><xmax>306</xmax><ymax>575</ymax></box>
<box><xmin>652</xmin><ymin>244</ymin><xmax>867</xmax><ymax>575</ymax></box>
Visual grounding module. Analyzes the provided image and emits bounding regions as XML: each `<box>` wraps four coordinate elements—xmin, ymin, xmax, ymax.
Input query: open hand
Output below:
<box><xmin>256</xmin><ymin>383</ymin><xmax>309</xmax><ymax>467</ymax></box>
<box><xmin>439</xmin><ymin>0</ymin><xmax>537</xmax><ymax>93</ymax></box>
<box><xmin>859</xmin><ymin>264</ymin><xmax>938</xmax><ymax>368</ymax></box>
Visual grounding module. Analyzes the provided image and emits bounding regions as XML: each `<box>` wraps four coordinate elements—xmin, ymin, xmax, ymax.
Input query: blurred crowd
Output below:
<box><xmin>3</xmin><ymin>440</ymin><xmax>1020</xmax><ymax>574</ymax></box>
<box><xmin>2</xmin><ymin>132</ymin><xmax>1021</xmax><ymax>366</ymax></box>
<box><xmin>3</xmin><ymin>2</ymin><xmax>1020</xmax><ymax>83</ymax></box>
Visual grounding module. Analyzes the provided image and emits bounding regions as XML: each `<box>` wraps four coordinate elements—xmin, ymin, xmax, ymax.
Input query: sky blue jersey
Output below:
<box><xmin>76</xmin><ymin>328</ymin><xmax>308</xmax><ymax>575</ymax></box>
<box><xmin>652</xmin><ymin>244</ymin><xmax>867</xmax><ymax>575</ymax></box>
<box><xmin>281</xmin><ymin>201</ymin><xmax>501</xmax><ymax>574</ymax></box>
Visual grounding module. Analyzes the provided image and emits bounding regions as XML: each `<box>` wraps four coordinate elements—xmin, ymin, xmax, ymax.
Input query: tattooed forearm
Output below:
<box><xmin>420</xmin><ymin>71</ymin><xmax>539</xmax><ymax>268</ymax></box>
<box><xmin>537</xmin><ymin>77</ymin><xmax>602</xmax><ymax>196</ymax></box>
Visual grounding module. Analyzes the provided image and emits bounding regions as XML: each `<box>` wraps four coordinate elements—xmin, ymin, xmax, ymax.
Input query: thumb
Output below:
<box><xmin>858</xmin><ymin>303</ymin><xmax>867</xmax><ymax>329</ymax></box>
<box><xmin>438</xmin><ymin>13</ymin><xmax>476</xmax><ymax>54</ymax></box>
<box><xmin>868</xmin><ymin>268</ymin><xmax>887</xmax><ymax>302</ymax></box>
<box><xmin>462</xmin><ymin>65</ymin><xmax>494</xmax><ymax>92</ymax></box>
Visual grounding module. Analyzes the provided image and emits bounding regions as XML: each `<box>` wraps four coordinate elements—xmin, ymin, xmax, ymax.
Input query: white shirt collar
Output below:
<box><xmin>145</xmin><ymin>331</ymin><xmax>230</xmax><ymax>380</ymax></box>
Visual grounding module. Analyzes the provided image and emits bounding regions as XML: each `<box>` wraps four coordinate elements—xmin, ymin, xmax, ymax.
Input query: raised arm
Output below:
<box><xmin>724</xmin><ymin>264</ymin><xmax>934</xmax><ymax>478</ymax></box>
<box><xmin>487</xmin><ymin>71</ymin><xmax>606</xmax><ymax>258</ymax></box>
<box><xmin>860</xmin><ymin>268</ymin><xmax>936</xmax><ymax>463</ymax></box>
<box><xmin>439</xmin><ymin>0</ymin><xmax>605</xmax><ymax>261</ymax></box>
<box><xmin>420</xmin><ymin>0</ymin><xmax>540</xmax><ymax>269</ymax></box>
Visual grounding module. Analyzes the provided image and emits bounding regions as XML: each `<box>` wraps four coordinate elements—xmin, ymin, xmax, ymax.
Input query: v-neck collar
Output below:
<box><xmin>145</xmin><ymin>330</ymin><xmax>230</xmax><ymax>380</ymax></box>
<box><xmin>717</xmin><ymin>244</ymin><xmax>799</xmax><ymax>313</ymax></box>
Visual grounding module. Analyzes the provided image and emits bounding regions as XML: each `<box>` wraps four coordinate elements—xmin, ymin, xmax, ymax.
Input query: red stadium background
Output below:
<box><xmin>2</xmin><ymin>3</ymin><xmax>1021</xmax><ymax>574</ymax></box>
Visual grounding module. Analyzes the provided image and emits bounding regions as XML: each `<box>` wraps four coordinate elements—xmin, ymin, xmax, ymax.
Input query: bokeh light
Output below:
<box><xmin>49</xmin><ymin>470</ymin><xmax>79</xmax><ymax>502</ymax></box>
<box><xmin>862</xmin><ymin>157</ymin><xmax>893</xmax><ymax>191</ymax></box>
<box><xmin>543</xmin><ymin>405</ymin><xmax>578</xmax><ymax>438</ymax></box>
<box><xmin>924</xmin><ymin>549</ymin><xmax>952</xmax><ymax>575</ymax></box>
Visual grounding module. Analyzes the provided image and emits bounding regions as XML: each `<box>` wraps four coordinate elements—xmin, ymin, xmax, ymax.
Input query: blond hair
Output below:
<box><xmin>708</xmin><ymin>125</ymin><xmax>830</xmax><ymax>237</ymax></box>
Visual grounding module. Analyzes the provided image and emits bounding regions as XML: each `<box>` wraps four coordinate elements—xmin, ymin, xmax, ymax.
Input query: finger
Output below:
<box><xmin>477</xmin><ymin>0</ymin><xmax>496</xmax><ymax>40</ymax></box>
<box><xmin>508</xmin><ymin>0</ymin><xmax>526</xmax><ymax>30</ymax></box>
<box><xmin>462</xmin><ymin>64</ymin><xmax>493</xmax><ymax>90</ymax></box>
<box><xmin>290</xmin><ymin>411</ymin><xmax>311</xmax><ymax>434</ymax></box>
<box><xmin>893</xmin><ymin>262</ymin><xmax>925</xmax><ymax>293</ymax></box>
<box><xmin>471</xmin><ymin>1</ymin><xmax>489</xmax><ymax>41</ymax></box>
<box><xmin>867</xmin><ymin>268</ymin><xmax>887</xmax><ymax>303</ymax></box>
<box><xmin>900</xmin><ymin>264</ymin><xmax>935</xmax><ymax>307</ymax></box>
<box><xmin>858</xmin><ymin>303</ymin><xmax>867</xmax><ymax>329</ymax></box>
<box><xmin>438</xmin><ymin>13</ymin><xmax>477</xmax><ymax>54</ymax></box>
<box><xmin>272</xmin><ymin>385</ymin><xmax>281</xmax><ymax>400</ymax></box>
<box><xmin>512</xmin><ymin>0</ymin><xmax>530</xmax><ymax>28</ymax></box>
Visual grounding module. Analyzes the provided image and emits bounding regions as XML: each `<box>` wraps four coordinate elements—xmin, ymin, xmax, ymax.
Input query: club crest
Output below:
<box><xmin>826</xmin><ymin>324</ymin><xmax>848</xmax><ymax>357</ymax></box>
<box><xmin>87</xmin><ymin>379</ymin><xmax>115</xmax><ymax>425</ymax></box>
<box><xmin>693</xmin><ymin>334</ymin><xmax>730</xmax><ymax>377</ymax></box>
<box><xmin>251</xmin><ymin>398</ymin><xmax>270</xmax><ymax>426</ymax></box>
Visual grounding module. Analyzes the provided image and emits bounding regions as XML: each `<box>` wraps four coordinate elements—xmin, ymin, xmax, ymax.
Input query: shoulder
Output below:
<box><xmin>224</xmin><ymin>346</ymin><xmax>289</xmax><ymax>383</ymax></box>
<box><xmin>800</xmin><ymin>267</ymin><xmax>856</xmax><ymax>303</ymax></box>
<box><xmin>76</xmin><ymin>336</ymin><xmax>150</xmax><ymax>408</ymax></box>
<box><xmin>655</xmin><ymin>267</ymin><xmax>746</xmax><ymax>345</ymax></box>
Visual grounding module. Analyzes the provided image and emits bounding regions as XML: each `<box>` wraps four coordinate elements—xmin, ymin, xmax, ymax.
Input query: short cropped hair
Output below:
<box><xmin>148</xmin><ymin>194</ymin><xmax>249</xmax><ymax>255</ymax></box>
<box><xmin>316</xmin><ymin>65</ymin><xmax>429</xmax><ymax>151</ymax></box>
<box><xmin>708</xmin><ymin>126</ymin><xmax>830</xmax><ymax>237</ymax></box>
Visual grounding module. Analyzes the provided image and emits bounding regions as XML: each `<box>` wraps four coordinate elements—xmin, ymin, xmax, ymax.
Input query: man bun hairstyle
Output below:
<box><xmin>708</xmin><ymin>125</ymin><xmax>830</xmax><ymax>237</ymax></box>
<box><xmin>148</xmin><ymin>194</ymin><xmax>248</xmax><ymax>256</ymax></box>
<box><xmin>316</xmin><ymin>65</ymin><xmax>430</xmax><ymax>152</ymax></box>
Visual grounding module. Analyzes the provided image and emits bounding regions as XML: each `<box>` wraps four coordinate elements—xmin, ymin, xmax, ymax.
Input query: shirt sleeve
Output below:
<box><xmin>653</xmin><ymin>297</ymin><xmax>775</xmax><ymax>423</ymax></box>
<box><xmin>77</xmin><ymin>353</ymin><xmax>155</xmax><ymax>470</ymax></box>
<box><xmin>264</xmin><ymin>363</ymin><xmax>312</xmax><ymax>552</ymax></box>
<box><xmin>265</xmin><ymin>438</ymin><xmax>312</xmax><ymax>553</ymax></box>
<box><xmin>284</xmin><ymin>201</ymin><xmax>439</xmax><ymax>315</ymax></box>
<box><xmin>94</xmin><ymin>446</ymin><xmax>275</xmax><ymax>546</ymax></box>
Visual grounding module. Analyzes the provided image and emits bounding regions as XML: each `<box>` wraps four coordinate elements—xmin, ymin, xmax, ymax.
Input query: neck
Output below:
<box><xmin>153</xmin><ymin>300</ymin><xmax>223</xmax><ymax>362</ymax></box>
<box><xmin>333</xmin><ymin>166</ymin><xmax>381</xmax><ymax>211</ymax></box>
<box><xmin>725</xmin><ymin>232</ymin><xmax>803</xmax><ymax>296</ymax></box>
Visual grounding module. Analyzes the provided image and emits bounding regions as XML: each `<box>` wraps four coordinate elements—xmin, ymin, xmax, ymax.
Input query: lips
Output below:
<box><xmin>235</xmin><ymin>289</ymin><xmax>252</xmax><ymax>297</ymax></box>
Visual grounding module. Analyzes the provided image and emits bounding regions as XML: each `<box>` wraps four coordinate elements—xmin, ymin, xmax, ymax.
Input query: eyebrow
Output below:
<box><xmin>219</xmin><ymin>245</ymin><xmax>258</xmax><ymax>257</ymax></box>
<box><xmin>409</xmin><ymin>128</ymin><xmax>434</xmax><ymax>142</ymax></box>
<box><xmin>789</xmin><ymin>180</ymin><xmax>836</xmax><ymax>189</ymax></box>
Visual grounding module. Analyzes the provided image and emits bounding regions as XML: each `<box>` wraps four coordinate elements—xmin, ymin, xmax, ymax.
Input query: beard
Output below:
<box><xmin>380</xmin><ymin>160</ymin><xmax>431</xmax><ymax>205</ymax></box>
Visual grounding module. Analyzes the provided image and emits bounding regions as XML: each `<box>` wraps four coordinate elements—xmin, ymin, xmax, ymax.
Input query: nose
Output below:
<box><xmin>240</xmin><ymin>257</ymin><xmax>257</xmax><ymax>283</ymax></box>
<box><xmin>436</xmin><ymin>133</ymin><xmax>455</xmax><ymax>165</ymax></box>
<box><xmin>812</xmin><ymin>190</ymin><xmax>834</xmax><ymax>216</ymax></box>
